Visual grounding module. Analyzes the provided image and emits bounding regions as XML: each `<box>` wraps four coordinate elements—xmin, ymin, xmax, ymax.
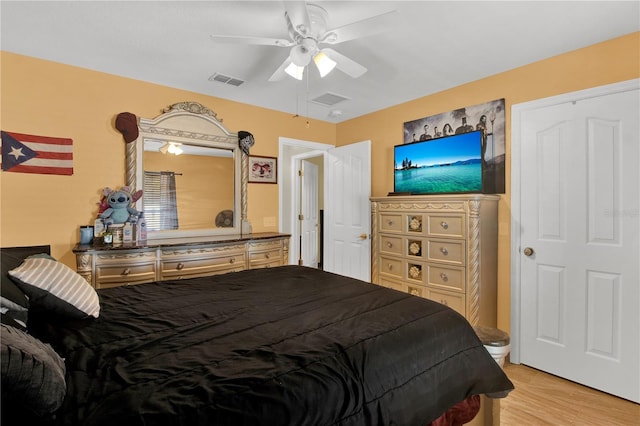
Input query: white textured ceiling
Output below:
<box><xmin>2</xmin><ymin>1</ymin><xmax>638</xmax><ymax>123</ymax></box>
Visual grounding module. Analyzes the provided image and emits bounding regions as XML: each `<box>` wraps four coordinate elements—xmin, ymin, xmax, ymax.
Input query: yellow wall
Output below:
<box><xmin>336</xmin><ymin>32</ymin><xmax>640</xmax><ymax>331</ymax></box>
<box><xmin>1</xmin><ymin>33</ymin><xmax>638</xmax><ymax>333</ymax></box>
<box><xmin>0</xmin><ymin>51</ymin><xmax>336</xmax><ymax>266</ymax></box>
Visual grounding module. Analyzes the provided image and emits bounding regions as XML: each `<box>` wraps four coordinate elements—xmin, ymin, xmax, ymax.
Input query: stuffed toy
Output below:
<box><xmin>98</xmin><ymin>186</ymin><xmax>143</xmax><ymax>225</ymax></box>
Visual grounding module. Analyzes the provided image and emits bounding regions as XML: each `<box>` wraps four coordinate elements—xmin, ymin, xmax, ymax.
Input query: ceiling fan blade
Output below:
<box><xmin>283</xmin><ymin>0</ymin><xmax>311</xmax><ymax>36</ymax></box>
<box><xmin>321</xmin><ymin>10</ymin><xmax>398</xmax><ymax>44</ymax></box>
<box><xmin>321</xmin><ymin>48</ymin><xmax>367</xmax><ymax>78</ymax></box>
<box><xmin>210</xmin><ymin>34</ymin><xmax>293</xmax><ymax>47</ymax></box>
<box><xmin>268</xmin><ymin>56</ymin><xmax>293</xmax><ymax>82</ymax></box>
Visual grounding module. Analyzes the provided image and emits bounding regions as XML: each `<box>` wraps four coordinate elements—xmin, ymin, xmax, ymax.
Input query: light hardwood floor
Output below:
<box><xmin>500</xmin><ymin>363</ymin><xmax>639</xmax><ymax>425</ymax></box>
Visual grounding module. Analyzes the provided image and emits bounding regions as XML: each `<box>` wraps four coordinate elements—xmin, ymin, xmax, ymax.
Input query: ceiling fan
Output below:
<box><xmin>210</xmin><ymin>1</ymin><xmax>397</xmax><ymax>82</ymax></box>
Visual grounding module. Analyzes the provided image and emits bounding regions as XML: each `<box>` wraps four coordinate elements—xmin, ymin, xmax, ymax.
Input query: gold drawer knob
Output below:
<box><xmin>229</xmin><ymin>258</ymin><xmax>236</xmax><ymax>264</ymax></box>
<box><xmin>265</xmin><ymin>253</ymin><xmax>270</xmax><ymax>259</ymax></box>
<box><xmin>177</xmin><ymin>262</ymin><xmax>184</xmax><ymax>270</ymax></box>
<box><xmin>387</xmin><ymin>263</ymin><xmax>393</xmax><ymax>271</ymax></box>
<box><xmin>440</xmin><ymin>221</ymin><xmax>449</xmax><ymax>230</ymax></box>
<box><xmin>387</xmin><ymin>220</ymin><xmax>394</xmax><ymax>226</ymax></box>
<box><xmin>386</xmin><ymin>241</ymin><xmax>393</xmax><ymax>248</ymax></box>
<box><xmin>122</xmin><ymin>268</ymin><xmax>131</xmax><ymax>276</ymax></box>
<box><xmin>440</xmin><ymin>247</ymin><xmax>449</xmax><ymax>256</ymax></box>
<box><xmin>440</xmin><ymin>272</ymin><xmax>449</xmax><ymax>282</ymax></box>
<box><xmin>440</xmin><ymin>299</ymin><xmax>449</xmax><ymax>306</ymax></box>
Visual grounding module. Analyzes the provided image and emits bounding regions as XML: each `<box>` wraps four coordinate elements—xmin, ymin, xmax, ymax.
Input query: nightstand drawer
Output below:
<box><xmin>427</xmin><ymin>214</ymin><xmax>465</xmax><ymax>238</ymax></box>
<box><xmin>427</xmin><ymin>239</ymin><xmax>465</xmax><ymax>265</ymax></box>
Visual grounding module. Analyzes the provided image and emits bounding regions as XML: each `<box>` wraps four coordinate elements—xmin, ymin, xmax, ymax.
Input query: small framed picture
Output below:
<box><xmin>248</xmin><ymin>155</ymin><xmax>277</xmax><ymax>184</ymax></box>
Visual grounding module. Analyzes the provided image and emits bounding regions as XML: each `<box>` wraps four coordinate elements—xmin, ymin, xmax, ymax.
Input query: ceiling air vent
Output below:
<box><xmin>208</xmin><ymin>73</ymin><xmax>244</xmax><ymax>87</ymax></box>
<box><xmin>311</xmin><ymin>92</ymin><xmax>350</xmax><ymax>107</ymax></box>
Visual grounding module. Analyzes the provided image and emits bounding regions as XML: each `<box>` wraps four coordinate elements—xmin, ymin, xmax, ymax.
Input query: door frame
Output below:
<box><xmin>292</xmin><ymin>151</ymin><xmax>324</xmax><ymax>266</ymax></box>
<box><xmin>278</xmin><ymin>137</ymin><xmax>333</xmax><ymax>265</ymax></box>
<box><xmin>509</xmin><ymin>78</ymin><xmax>639</xmax><ymax>363</ymax></box>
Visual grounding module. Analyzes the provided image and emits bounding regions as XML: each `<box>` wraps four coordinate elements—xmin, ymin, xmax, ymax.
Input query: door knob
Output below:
<box><xmin>523</xmin><ymin>247</ymin><xmax>535</xmax><ymax>256</ymax></box>
<box><xmin>360</xmin><ymin>233</ymin><xmax>368</xmax><ymax>240</ymax></box>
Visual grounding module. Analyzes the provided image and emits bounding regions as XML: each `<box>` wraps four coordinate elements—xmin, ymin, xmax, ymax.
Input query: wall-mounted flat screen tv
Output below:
<box><xmin>394</xmin><ymin>130</ymin><xmax>483</xmax><ymax>195</ymax></box>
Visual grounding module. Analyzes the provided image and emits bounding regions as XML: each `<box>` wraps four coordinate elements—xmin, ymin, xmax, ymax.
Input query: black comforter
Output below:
<box><xmin>29</xmin><ymin>266</ymin><xmax>513</xmax><ymax>426</ymax></box>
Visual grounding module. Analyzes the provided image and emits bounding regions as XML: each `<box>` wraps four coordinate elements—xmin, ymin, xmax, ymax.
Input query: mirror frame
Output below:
<box><xmin>126</xmin><ymin>101</ymin><xmax>252</xmax><ymax>240</ymax></box>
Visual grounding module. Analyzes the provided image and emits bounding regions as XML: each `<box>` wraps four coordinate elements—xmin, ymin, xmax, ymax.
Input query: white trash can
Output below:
<box><xmin>473</xmin><ymin>326</ymin><xmax>511</xmax><ymax>368</ymax></box>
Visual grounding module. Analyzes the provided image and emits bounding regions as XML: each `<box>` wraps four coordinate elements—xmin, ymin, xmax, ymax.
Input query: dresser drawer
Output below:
<box><xmin>427</xmin><ymin>264</ymin><xmax>465</xmax><ymax>292</ymax></box>
<box><xmin>427</xmin><ymin>239</ymin><xmax>465</xmax><ymax>265</ymax></box>
<box><xmin>248</xmin><ymin>239</ymin><xmax>283</xmax><ymax>252</ymax></box>
<box><xmin>378</xmin><ymin>277</ymin><xmax>407</xmax><ymax>293</ymax></box>
<box><xmin>248</xmin><ymin>239</ymin><xmax>284</xmax><ymax>268</ymax></box>
<box><xmin>427</xmin><ymin>214</ymin><xmax>465</xmax><ymax>238</ymax></box>
<box><xmin>161</xmin><ymin>253</ymin><xmax>246</xmax><ymax>280</ymax></box>
<box><xmin>95</xmin><ymin>262</ymin><xmax>156</xmax><ymax>289</ymax></box>
<box><xmin>380</xmin><ymin>213</ymin><xmax>402</xmax><ymax>232</ymax></box>
<box><xmin>249</xmin><ymin>258</ymin><xmax>283</xmax><ymax>269</ymax></box>
<box><xmin>94</xmin><ymin>250</ymin><xmax>157</xmax><ymax>289</ymax></box>
<box><xmin>426</xmin><ymin>288</ymin><xmax>466</xmax><ymax>317</ymax></box>
<box><xmin>380</xmin><ymin>235</ymin><xmax>403</xmax><ymax>255</ymax></box>
<box><xmin>379</xmin><ymin>256</ymin><xmax>403</xmax><ymax>279</ymax></box>
<box><xmin>249</xmin><ymin>249</ymin><xmax>282</xmax><ymax>267</ymax></box>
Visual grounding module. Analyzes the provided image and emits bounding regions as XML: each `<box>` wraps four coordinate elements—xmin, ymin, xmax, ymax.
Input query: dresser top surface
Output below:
<box><xmin>73</xmin><ymin>232</ymin><xmax>290</xmax><ymax>253</ymax></box>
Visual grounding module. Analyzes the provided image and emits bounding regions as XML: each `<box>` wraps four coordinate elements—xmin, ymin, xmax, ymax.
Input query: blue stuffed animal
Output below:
<box><xmin>99</xmin><ymin>186</ymin><xmax>143</xmax><ymax>225</ymax></box>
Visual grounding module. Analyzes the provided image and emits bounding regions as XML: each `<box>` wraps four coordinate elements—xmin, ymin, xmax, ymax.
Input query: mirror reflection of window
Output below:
<box><xmin>143</xmin><ymin>171</ymin><xmax>179</xmax><ymax>231</ymax></box>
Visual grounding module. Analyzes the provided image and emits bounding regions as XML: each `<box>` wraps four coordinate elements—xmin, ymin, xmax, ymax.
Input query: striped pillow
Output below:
<box><xmin>9</xmin><ymin>256</ymin><xmax>100</xmax><ymax>319</ymax></box>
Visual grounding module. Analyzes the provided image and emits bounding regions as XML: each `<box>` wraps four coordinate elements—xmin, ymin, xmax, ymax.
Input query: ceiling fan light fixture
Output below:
<box><xmin>285</xmin><ymin>62</ymin><xmax>305</xmax><ymax>80</ymax></box>
<box><xmin>313</xmin><ymin>51</ymin><xmax>337</xmax><ymax>77</ymax></box>
<box><xmin>290</xmin><ymin>44</ymin><xmax>312</xmax><ymax>66</ymax></box>
<box><xmin>160</xmin><ymin>142</ymin><xmax>183</xmax><ymax>155</ymax></box>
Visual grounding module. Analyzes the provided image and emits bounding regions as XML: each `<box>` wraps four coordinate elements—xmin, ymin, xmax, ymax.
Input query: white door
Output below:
<box><xmin>514</xmin><ymin>83</ymin><xmax>639</xmax><ymax>402</ymax></box>
<box><xmin>300</xmin><ymin>159</ymin><xmax>319</xmax><ymax>267</ymax></box>
<box><xmin>323</xmin><ymin>141</ymin><xmax>371</xmax><ymax>281</ymax></box>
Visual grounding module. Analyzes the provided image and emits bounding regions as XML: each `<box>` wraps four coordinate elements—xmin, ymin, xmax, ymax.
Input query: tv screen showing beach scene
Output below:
<box><xmin>394</xmin><ymin>131</ymin><xmax>483</xmax><ymax>194</ymax></box>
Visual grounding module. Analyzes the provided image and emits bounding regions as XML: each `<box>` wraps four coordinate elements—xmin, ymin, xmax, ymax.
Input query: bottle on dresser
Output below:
<box><xmin>136</xmin><ymin>212</ymin><xmax>147</xmax><ymax>244</ymax></box>
<box><xmin>123</xmin><ymin>222</ymin><xmax>133</xmax><ymax>243</ymax></box>
<box><xmin>94</xmin><ymin>218</ymin><xmax>105</xmax><ymax>238</ymax></box>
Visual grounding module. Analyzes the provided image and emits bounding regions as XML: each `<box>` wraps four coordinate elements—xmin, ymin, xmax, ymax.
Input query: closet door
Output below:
<box><xmin>516</xmin><ymin>84</ymin><xmax>639</xmax><ymax>403</ymax></box>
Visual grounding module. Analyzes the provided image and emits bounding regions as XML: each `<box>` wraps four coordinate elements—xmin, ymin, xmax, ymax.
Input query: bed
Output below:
<box><xmin>1</xmin><ymin>245</ymin><xmax>513</xmax><ymax>425</ymax></box>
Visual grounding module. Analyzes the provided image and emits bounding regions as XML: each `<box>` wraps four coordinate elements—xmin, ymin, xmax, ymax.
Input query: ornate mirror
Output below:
<box><xmin>125</xmin><ymin>102</ymin><xmax>252</xmax><ymax>240</ymax></box>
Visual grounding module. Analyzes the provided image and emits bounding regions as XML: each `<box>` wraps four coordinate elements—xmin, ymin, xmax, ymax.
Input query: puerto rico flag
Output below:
<box><xmin>1</xmin><ymin>130</ymin><xmax>73</xmax><ymax>175</ymax></box>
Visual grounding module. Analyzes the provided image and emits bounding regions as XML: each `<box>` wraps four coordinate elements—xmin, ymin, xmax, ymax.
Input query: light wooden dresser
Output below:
<box><xmin>73</xmin><ymin>233</ymin><xmax>290</xmax><ymax>289</ymax></box>
<box><xmin>370</xmin><ymin>195</ymin><xmax>499</xmax><ymax>327</ymax></box>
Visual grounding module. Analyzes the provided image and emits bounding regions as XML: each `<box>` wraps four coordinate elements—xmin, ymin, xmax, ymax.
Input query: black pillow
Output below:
<box><xmin>1</xmin><ymin>246</ymin><xmax>49</xmax><ymax>330</ymax></box>
<box><xmin>0</xmin><ymin>279</ymin><xmax>29</xmax><ymax>329</ymax></box>
<box><xmin>1</xmin><ymin>322</ymin><xmax>67</xmax><ymax>416</ymax></box>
